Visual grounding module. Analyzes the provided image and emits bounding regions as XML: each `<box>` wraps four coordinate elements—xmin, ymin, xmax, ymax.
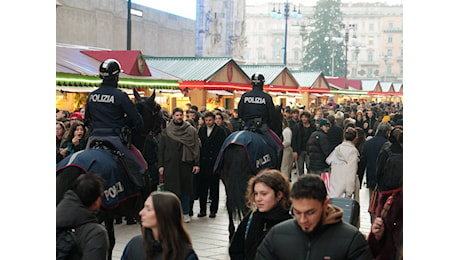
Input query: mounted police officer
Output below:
<box><xmin>238</xmin><ymin>73</ymin><xmax>283</xmax><ymax>165</ymax></box>
<box><xmin>84</xmin><ymin>59</ymin><xmax>147</xmax><ymax>182</ymax></box>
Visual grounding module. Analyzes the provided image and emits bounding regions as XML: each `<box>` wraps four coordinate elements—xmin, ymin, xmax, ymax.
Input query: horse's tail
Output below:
<box><xmin>220</xmin><ymin>144</ymin><xmax>254</xmax><ymax>221</ymax></box>
<box><xmin>56</xmin><ymin>166</ymin><xmax>86</xmax><ymax>205</ymax></box>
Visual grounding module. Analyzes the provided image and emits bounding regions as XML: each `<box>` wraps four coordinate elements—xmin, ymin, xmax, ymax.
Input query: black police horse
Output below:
<box><xmin>218</xmin><ymin>106</ymin><xmax>283</xmax><ymax>239</ymax></box>
<box><xmin>56</xmin><ymin>88</ymin><xmax>165</xmax><ymax>258</ymax></box>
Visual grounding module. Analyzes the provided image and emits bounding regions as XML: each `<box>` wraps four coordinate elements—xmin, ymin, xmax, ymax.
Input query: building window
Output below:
<box><xmin>368</xmin><ymin>36</ymin><xmax>374</xmax><ymax>46</ymax></box>
<box><xmin>369</xmin><ymin>23</ymin><xmax>374</xmax><ymax>31</ymax></box>
<box><xmin>386</xmin><ymin>65</ymin><xmax>392</xmax><ymax>75</ymax></box>
<box><xmin>294</xmin><ymin>49</ymin><xmax>299</xmax><ymax>60</ymax></box>
<box><xmin>388</xmin><ymin>36</ymin><xmax>393</xmax><ymax>43</ymax></box>
<box><xmin>272</xmin><ymin>38</ymin><xmax>282</xmax><ymax>60</ymax></box>
<box><xmin>387</xmin><ymin>48</ymin><xmax>393</xmax><ymax>57</ymax></box>
<box><xmin>367</xmin><ymin>51</ymin><xmax>373</xmax><ymax>62</ymax></box>
<box><xmin>352</xmin><ymin>50</ymin><xmax>358</xmax><ymax>61</ymax></box>
<box><xmin>367</xmin><ymin>68</ymin><xmax>373</xmax><ymax>77</ymax></box>
<box><xmin>257</xmin><ymin>48</ymin><xmax>265</xmax><ymax>61</ymax></box>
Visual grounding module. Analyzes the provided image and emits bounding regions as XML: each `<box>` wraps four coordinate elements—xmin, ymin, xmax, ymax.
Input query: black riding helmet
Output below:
<box><xmin>99</xmin><ymin>59</ymin><xmax>123</xmax><ymax>79</ymax></box>
<box><xmin>251</xmin><ymin>73</ymin><xmax>265</xmax><ymax>87</ymax></box>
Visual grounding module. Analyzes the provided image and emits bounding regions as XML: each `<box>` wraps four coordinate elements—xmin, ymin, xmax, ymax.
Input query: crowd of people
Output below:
<box><xmin>57</xmin><ymin>59</ymin><xmax>403</xmax><ymax>260</ymax></box>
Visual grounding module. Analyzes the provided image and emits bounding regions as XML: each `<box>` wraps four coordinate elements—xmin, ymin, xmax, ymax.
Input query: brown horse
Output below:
<box><xmin>56</xmin><ymin>88</ymin><xmax>165</xmax><ymax>259</ymax></box>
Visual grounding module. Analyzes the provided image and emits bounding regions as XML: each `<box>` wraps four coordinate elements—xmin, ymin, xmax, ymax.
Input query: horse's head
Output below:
<box><xmin>133</xmin><ymin>88</ymin><xmax>166</xmax><ymax>149</ymax></box>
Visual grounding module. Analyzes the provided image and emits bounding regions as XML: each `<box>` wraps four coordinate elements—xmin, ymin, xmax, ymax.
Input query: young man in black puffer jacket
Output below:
<box><xmin>256</xmin><ymin>174</ymin><xmax>372</xmax><ymax>260</ymax></box>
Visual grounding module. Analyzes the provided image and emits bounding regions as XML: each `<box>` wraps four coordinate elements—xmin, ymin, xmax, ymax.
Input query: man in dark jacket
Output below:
<box><xmin>158</xmin><ymin>107</ymin><xmax>200</xmax><ymax>223</ymax></box>
<box><xmin>85</xmin><ymin>59</ymin><xmax>146</xmax><ymax>175</ymax></box>
<box><xmin>359</xmin><ymin>121</ymin><xmax>392</xmax><ymax>223</ymax></box>
<box><xmin>197</xmin><ymin>112</ymin><xmax>227</xmax><ymax>218</ymax></box>
<box><xmin>292</xmin><ymin>111</ymin><xmax>316</xmax><ymax>175</ymax></box>
<box><xmin>255</xmin><ymin>174</ymin><xmax>372</xmax><ymax>260</ymax></box>
<box><xmin>306</xmin><ymin>118</ymin><xmax>333</xmax><ymax>175</ymax></box>
<box><xmin>327</xmin><ymin>114</ymin><xmax>343</xmax><ymax>151</ymax></box>
<box><xmin>56</xmin><ymin>173</ymin><xmax>109</xmax><ymax>260</ymax></box>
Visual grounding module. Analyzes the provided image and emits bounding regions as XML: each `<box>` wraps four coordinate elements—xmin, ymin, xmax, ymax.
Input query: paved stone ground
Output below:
<box><xmin>112</xmin><ymin>176</ymin><xmax>371</xmax><ymax>260</ymax></box>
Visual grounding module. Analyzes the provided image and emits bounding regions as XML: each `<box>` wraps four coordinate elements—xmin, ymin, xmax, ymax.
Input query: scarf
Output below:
<box><xmin>165</xmin><ymin>120</ymin><xmax>200</xmax><ymax>163</ymax></box>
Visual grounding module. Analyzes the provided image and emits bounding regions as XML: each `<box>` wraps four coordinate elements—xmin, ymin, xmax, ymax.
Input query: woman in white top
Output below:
<box><xmin>326</xmin><ymin>127</ymin><xmax>360</xmax><ymax>198</ymax></box>
<box><xmin>280</xmin><ymin>118</ymin><xmax>294</xmax><ymax>180</ymax></box>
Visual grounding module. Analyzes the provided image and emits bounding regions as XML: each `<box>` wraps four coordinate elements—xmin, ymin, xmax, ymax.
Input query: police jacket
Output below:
<box><xmin>256</xmin><ymin>204</ymin><xmax>373</xmax><ymax>260</ymax></box>
<box><xmin>238</xmin><ymin>86</ymin><xmax>276</xmax><ymax>127</ymax></box>
<box><xmin>85</xmin><ymin>80</ymin><xmax>143</xmax><ymax>135</ymax></box>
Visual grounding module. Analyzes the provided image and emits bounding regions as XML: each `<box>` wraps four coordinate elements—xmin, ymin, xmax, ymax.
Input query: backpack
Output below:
<box><xmin>380</xmin><ymin>147</ymin><xmax>403</xmax><ymax>191</ymax></box>
<box><xmin>56</xmin><ymin>228</ymin><xmax>80</xmax><ymax>260</ymax></box>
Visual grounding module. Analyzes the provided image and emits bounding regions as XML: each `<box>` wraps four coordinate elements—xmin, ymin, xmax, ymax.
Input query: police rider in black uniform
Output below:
<box><xmin>84</xmin><ymin>59</ymin><xmax>147</xmax><ymax>176</ymax></box>
<box><xmin>237</xmin><ymin>73</ymin><xmax>283</xmax><ymax>163</ymax></box>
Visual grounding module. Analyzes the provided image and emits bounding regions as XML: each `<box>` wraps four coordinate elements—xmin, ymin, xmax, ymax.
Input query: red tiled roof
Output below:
<box><xmin>81</xmin><ymin>50</ymin><xmax>152</xmax><ymax>76</ymax></box>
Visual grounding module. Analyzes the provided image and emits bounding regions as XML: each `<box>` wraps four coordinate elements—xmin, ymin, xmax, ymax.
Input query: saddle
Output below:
<box><xmin>89</xmin><ymin>139</ymin><xmax>145</xmax><ymax>188</ymax></box>
<box><xmin>243</xmin><ymin>118</ymin><xmax>263</xmax><ymax>133</ymax></box>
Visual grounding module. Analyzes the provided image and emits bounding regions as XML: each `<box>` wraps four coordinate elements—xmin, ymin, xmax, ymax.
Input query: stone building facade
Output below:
<box><xmin>56</xmin><ymin>0</ymin><xmax>196</xmax><ymax>57</ymax></box>
<box><xmin>243</xmin><ymin>2</ymin><xmax>403</xmax><ymax>81</ymax></box>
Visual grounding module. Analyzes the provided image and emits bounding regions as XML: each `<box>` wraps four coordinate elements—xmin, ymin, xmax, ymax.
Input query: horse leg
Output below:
<box><xmin>104</xmin><ymin>215</ymin><xmax>115</xmax><ymax>260</ymax></box>
<box><xmin>227</xmin><ymin>197</ymin><xmax>235</xmax><ymax>240</ymax></box>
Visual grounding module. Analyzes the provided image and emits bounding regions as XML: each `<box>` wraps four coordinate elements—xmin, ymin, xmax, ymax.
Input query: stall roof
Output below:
<box><xmin>82</xmin><ymin>50</ymin><xmax>153</xmax><ymax>77</ymax></box>
<box><xmin>380</xmin><ymin>81</ymin><xmax>395</xmax><ymax>92</ymax></box>
<box><xmin>56</xmin><ymin>45</ymin><xmax>101</xmax><ymax>76</ymax></box>
<box><xmin>239</xmin><ymin>65</ymin><xmax>285</xmax><ymax>84</ymax></box>
<box><xmin>56</xmin><ymin>44</ymin><xmax>180</xmax><ymax>81</ymax></box>
<box><xmin>348</xmin><ymin>80</ymin><xmax>362</xmax><ymax>90</ymax></box>
<box><xmin>144</xmin><ymin>57</ymin><xmax>246</xmax><ymax>81</ymax></box>
<box><xmin>239</xmin><ymin>65</ymin><xmax>299</xmax><ymax>91</ymax></box>
<box><xmin>393</xmin><ymin>82</ymin><xmax>403</xmax><ymax>92</ymax></box>
<box><xmin>325</xmin><ymin>77</ymin><xmax>347</xmax><ymax>90</ymax></box>
<box><xmin>290</xmin><ymin>71</ymin><xmax>324</xmax><ymax>87</ymax></box>
<box><xmin>361</xmin><ymin>79</ymin><xmax>381</xmax><ymax>91</ymax></box>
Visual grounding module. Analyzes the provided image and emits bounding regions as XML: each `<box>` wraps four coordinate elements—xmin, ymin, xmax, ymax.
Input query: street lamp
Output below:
<box><xmin>127</xmin><ymin>0</ymin><xmax>132</xmax><ymax>50</ymax></box>
<box><xmin>270</xmin><ymin>1</ymin><xmax>302</xmax><ymax>65</ymax></box>
<box><xmin>339</xmin><ymin>23</ymin><xmax>356</xmax><ymax>78</ymax></box>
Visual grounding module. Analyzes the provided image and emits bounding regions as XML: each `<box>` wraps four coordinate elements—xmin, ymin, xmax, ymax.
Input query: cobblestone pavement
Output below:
<box><xmin>112</xmin><ymin>177</ymin><xmax>371</xmax><ymax>260</ymax></box>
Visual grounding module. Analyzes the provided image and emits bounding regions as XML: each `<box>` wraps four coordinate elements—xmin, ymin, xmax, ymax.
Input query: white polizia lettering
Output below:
<box><xmin>104</xmin><ymin>181</ymin><xmax>125</xmax><ymax>200</ymax></box>
<box><xmin>90</xmin><ymin>94</ymin><xmax>115</xmax><ymax>104</ymax></box>
<box><xmin>255</xmin><ymin>154</ymin><xmax>271</xmax><ymax>168</ymax></box>
<box><xmin>244</xmin><ymin>96</ymin><xmax>266</xmax><ymax>104</ymax></box>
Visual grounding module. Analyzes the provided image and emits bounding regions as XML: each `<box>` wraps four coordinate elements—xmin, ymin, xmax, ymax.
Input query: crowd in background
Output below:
<box><xmin>56</xmin><ymin>98</ymin><xmax>403</xmax><ymax>259</ymax></box>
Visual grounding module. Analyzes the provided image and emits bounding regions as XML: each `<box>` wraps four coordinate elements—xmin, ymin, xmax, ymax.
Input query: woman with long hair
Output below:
<box><xmin>121</xmin><ymin>191</ymin><xmax>198</xmax><ymax>260</ymax></box>
<box><xmin>229</xmin><ymin>169</ymin><xmax>291</xmax><ymax>260</ymax></box>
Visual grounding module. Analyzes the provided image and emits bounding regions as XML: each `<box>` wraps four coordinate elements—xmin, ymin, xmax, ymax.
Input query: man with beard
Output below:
<box><xmin>255</xmin><ymin>174</ymin><xmax>372</xmax><ymax>260</ymax></box>
<box><xmin>158</xmin><ymin>107</ymin><xmax>200</xmax><ymax>223</ymax></box>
